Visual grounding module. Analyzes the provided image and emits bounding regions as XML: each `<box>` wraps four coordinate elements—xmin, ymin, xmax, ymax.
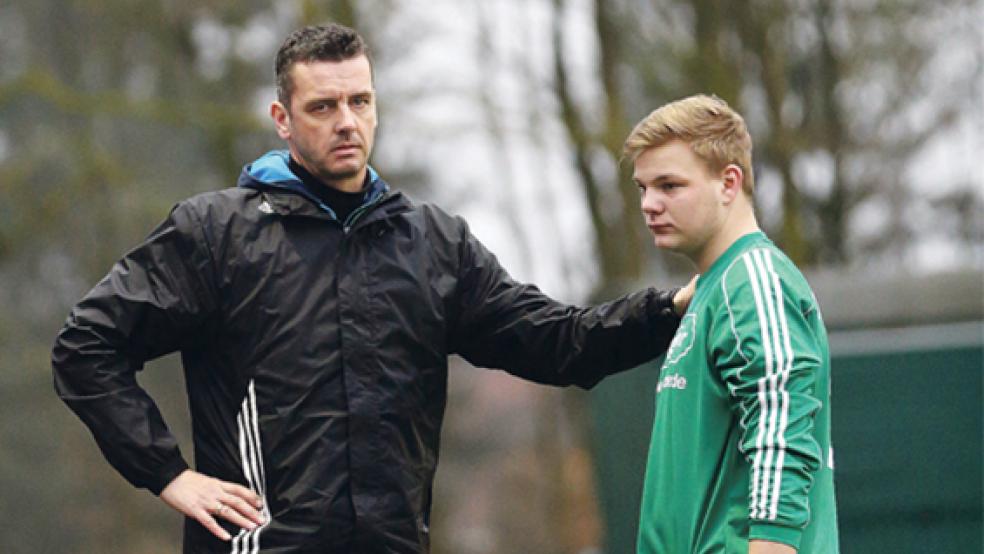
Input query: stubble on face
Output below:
<box><xmin>292</xmin><ymin>125</ymin><xmax>364</xmax><ymax>183</ymax></box>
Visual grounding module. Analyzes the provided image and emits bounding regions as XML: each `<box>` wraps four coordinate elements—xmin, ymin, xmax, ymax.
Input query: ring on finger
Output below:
<box><xmin>217</xmin><ymin>503</ymin><xmax>228</xmax><ymax>515</ymax></box>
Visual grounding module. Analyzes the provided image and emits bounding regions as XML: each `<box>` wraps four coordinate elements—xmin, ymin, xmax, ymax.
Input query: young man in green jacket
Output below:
<box><xmin>626</xmin><ymin>95</ymin><xmax>839</xmax><ymax>553</ymax></box>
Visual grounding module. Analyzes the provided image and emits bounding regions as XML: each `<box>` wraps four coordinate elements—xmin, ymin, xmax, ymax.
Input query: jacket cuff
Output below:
<box><xmin>148</xmin><ymin>456</ymin><xmax>190</xmax><ymax>496</ymax></box>
<box><xmin>647</xmin><ymin>287</ymin><xmax>682</xmax><ymax>322</ymax></box>
<box><xmin>749</xmin><ymin>522</ymin><xmax>803</xmax><ymax>550</ymax></box>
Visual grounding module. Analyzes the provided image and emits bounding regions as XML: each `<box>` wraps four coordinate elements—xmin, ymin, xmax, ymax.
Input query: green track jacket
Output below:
<box><xmin>637</xmin><ymin>232</ymin><xmax>839</xmax><ymax>553</ymax></box>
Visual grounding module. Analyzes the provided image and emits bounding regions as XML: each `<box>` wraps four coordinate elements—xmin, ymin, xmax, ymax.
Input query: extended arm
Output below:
<box><xmin>450</xmin><ymin>221</ymin><xmax>683</xmax><ymax>389</ymax></box>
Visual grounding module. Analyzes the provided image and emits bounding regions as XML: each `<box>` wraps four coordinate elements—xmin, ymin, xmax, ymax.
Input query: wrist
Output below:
<box><xmin>150</xmin><ymin>456</ymin><xmax>191</xmax><ymax>496</ymax></box>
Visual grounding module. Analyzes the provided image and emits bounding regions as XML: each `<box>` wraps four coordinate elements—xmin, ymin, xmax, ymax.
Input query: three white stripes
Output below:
<box><xmin>742</xmin><ymin>249</ymin><xmax>792</xmax><ymax>521</ymax></box>
<box><xmin>232</xmin><ymin>380</ymin><xmax>271</xmax><ymax>553</ymax></box>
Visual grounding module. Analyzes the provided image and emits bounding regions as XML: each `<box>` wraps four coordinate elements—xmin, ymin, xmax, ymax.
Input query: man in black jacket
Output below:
<box><xmin>52</xmin><ymin>23</ymin><xmax>692</xmax><ymax>553</ymax></box>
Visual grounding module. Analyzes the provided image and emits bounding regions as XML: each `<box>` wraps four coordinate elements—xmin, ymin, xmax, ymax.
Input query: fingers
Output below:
<box><xmin>211</xmin><ymin>498</ymin><xmax>260</xmax><ymax>534</ymax></box>
<box><xmin>222</xmin><ymin>481</ymin><xmax>264</xmax><ymax>510</ymax></box>
<box><xmin>160</xmin><ymin>470</ymin><xmax>266</xmax><ymax>542</ymax></box>
<box><xmin>672</xmin><ymin>274</ymin><xmax>699</xmax><ymax>315</ymax></box>
<box><xmin>196</xmin><ymin>494</ymin><xmax>265</xmax><ymax>542</ymax></box>
<box><xmin>195</xmin><ymin>511</ymin><xmax>233</xmax><ymax>542</ymax></box>
<box><xmin>218</xmin><ymin>491</ymin><xmax>266</xmax><ymax>526</ymax></box>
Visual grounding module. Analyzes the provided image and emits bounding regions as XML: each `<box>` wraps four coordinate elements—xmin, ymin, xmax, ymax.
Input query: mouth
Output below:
<box><xmin>648</xmin><ymin>223</ymin><xmax>674</xmax><ymax>234</ymax></box>
<box><xmin>331</xmin><ymin>143</ymin><xmax>362</xmax><ymax>156</ymax></box>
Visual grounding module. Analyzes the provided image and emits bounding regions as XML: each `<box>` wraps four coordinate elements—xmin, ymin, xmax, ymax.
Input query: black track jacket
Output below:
<box><xmin>52</xmin><ymin>151</ymin><xmax>681</xmax><ymax>553</ymax></box>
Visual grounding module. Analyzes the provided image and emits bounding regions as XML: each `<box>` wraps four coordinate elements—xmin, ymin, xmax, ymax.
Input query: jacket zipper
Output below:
<box><xmin>342</xmin><ymin>192</ymin><xmax>391</xmax><ymax>234</ymax></box>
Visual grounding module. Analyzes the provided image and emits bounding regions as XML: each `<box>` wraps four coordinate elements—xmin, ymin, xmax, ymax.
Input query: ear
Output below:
<box><xmin>367</xmin><ymin>93</ymin><xmax>379</xmax><ymax>131</ymax></box>
<box><xmin>719</xmin><ymin>164</ymin><xmax>744</xmax><ymax>204</ymax></box>
<box><xmin>270</xmin><ymin>101</ymin><xmax>291</xmax><ymax>140</ymax></box>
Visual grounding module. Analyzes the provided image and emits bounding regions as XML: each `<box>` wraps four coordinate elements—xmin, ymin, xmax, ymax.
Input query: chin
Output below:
<box><xmin>324</xmin><ymin>163</ymin><xmax>363</xmax><ymax>180</ymax></box>
<box><xmin>652</xmin><ymin>235</ymin><xmax>679</xmax><ymax>251</ymax></box>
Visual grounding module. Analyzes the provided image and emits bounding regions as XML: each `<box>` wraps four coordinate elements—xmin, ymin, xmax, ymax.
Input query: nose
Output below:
<box><xmin>640</xmin><ymin>188</ymin><xmax>665</xmax><ymax>215</ymax></box>
<box><xmin>335</xmin><ymin>104</ymin><xmax>357</xmax><ymax>133</ymax></box>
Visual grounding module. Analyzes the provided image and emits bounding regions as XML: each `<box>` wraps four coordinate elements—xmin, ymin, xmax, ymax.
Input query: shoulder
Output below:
<box><xmin>178</xmin><ymin>187</ymin><xmax>260</xmax><ymax>215</ymax></box>
<box><xmin>401</xmin><ymin>198</ymin><xmax>470</xmax><ymax>239</ymax></box>
<box><xmin>397</xmin><ymin>200</ymin><xmax>492</xmax><ymax>270</ymax></box>
<box><xmin>412</xmin><ymin>200</ymin><xmax>465</xmax><ymax>226</ymax></box>
<box><xmin>719</xmin><ymin>242</ymin><xmax>817</xmax><ymax>312</ymax></box>
<box><xmin>172</xmin><ymin>187</ymin><xmax>264</xmax><ymax>229</ymax></box>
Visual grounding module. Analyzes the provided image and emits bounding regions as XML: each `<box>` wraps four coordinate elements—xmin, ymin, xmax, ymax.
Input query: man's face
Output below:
<box><xmin>633</xmin><ymin>140</ymin><xmax>728</xmax><ymax>258</ymax></box>
<box><xmin>271</xmin><ymin>55</ymin><xmax>376</xmax><ymax>191</ymax></box>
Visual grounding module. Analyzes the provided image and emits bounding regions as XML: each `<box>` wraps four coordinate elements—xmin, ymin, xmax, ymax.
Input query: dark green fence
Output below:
<box><xmin>588</xmin><ymin>322</ymin><xmax>983</xmax><ymax>553</ymax></box>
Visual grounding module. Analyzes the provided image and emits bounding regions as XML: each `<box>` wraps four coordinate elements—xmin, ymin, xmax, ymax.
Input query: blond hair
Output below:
<box><xmin>624</xmin><ymin>94</ymin><xmax>755</xmax><ymax>194</ymax></box>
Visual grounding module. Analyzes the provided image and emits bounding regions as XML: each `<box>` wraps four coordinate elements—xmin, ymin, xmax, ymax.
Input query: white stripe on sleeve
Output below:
<box><xmin>742</xmin><ymin>252</ymin><xmax>775</xmax><ymax>519</ymax></box>
<box><xmin>764</xmin><ymin>250</ymin><xmax>793</xmax><ymax>521</ymax></box>
<box><xmin>751</xmin><ymin>250</ymin><xmax>780</xmax><ymax>520</ymax></box>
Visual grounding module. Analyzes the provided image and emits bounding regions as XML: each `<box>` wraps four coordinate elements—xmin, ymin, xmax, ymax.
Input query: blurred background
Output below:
<box><xmin>1</xmin><ymin>0</ymin><xmax>981</xmax><ymax>552</ymax></box>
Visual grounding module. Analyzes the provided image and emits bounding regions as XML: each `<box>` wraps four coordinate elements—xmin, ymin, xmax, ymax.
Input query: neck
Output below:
<box><xmin>694</xmin><ymin>203</ymin><xmax>760</xmax><ymax>273</ymax></box>
<box><xmin>325</xmin><ymin>169</ymin><xmax>368</xmax><ymax>193</ymax></box>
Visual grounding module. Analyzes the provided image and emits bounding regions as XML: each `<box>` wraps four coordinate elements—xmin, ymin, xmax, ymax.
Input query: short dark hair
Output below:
<box><xmin>275</xmin><ymin>23</ymin><xmax>371</xmax><ymax>107</ymax></box>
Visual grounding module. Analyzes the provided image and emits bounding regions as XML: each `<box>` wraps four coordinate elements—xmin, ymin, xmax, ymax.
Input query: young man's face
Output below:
<box><xmin>633</xmin><ymin>140</ymin><xmax>728</xmax><ymax>258</ymax></box>
<box><xmin>271</xmin><ymin>55</ymin><xmax>377</xmax><ymax>191</ymax></box>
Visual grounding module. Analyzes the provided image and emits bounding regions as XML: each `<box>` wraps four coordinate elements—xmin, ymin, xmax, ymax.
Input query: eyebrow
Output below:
<box><xmin>634</xmin><ymin>173</ymin><xmax>681</xmax><ymax>186</ymax></box>
<box><xmin>305</xmin><ymin>90</ymin><xmax>374</xmax><ymax>104</ymax></box>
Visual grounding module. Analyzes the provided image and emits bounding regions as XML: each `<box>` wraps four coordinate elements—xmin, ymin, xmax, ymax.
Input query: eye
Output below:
<box><xmin>659</xmin><ymin>182</ymin><xmax>680</xmax><ymax>193</ymax></box>
<box><xmin>310</xmin><ymin>100</ymin><xmax>336</xmax><ymax>114</ymax></box>
<box><xmin>351</xmin><ymin>95</ymin><xmax>371</xmax><ymax>108</ymax></box>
